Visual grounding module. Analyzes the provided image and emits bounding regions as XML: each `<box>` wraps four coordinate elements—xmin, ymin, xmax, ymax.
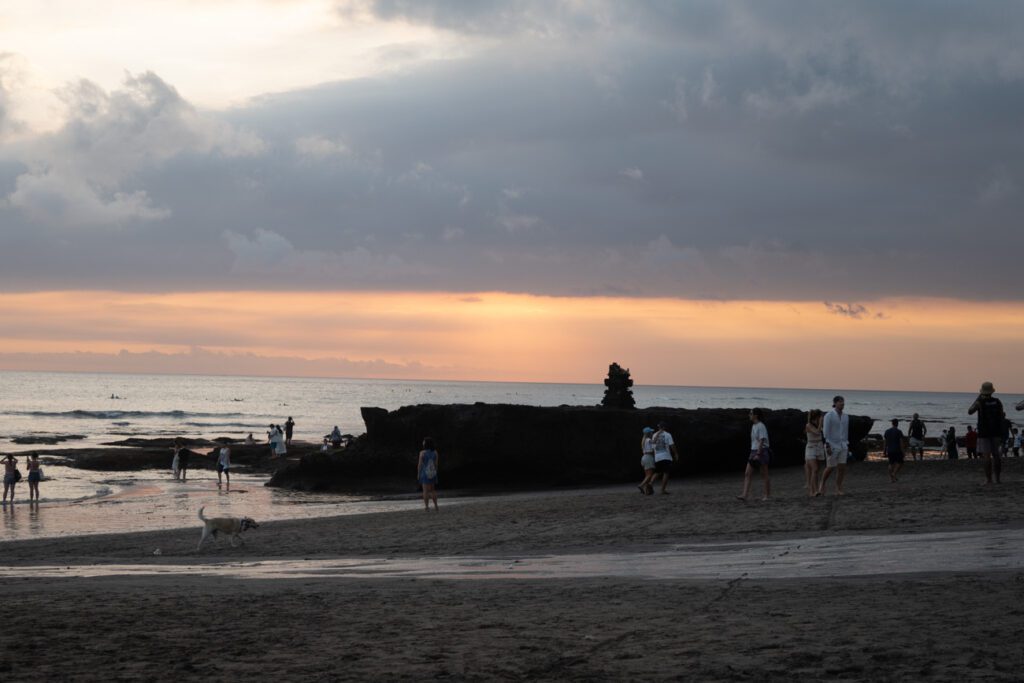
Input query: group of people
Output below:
<box><xmin>2</xmin><ymin>452</ymin><xmax>42</xmax><ymax>504</ymax></box>
<box><xmin>880</xmin><ymin>382</ymin><xmax>1019</xmax><ymax>485</ymax></box>
<box><xmin>636</xmin><ymin>382</ymin><xmax>1023</xmax><ymax>501</ymax></box>
<box><xmin>170</xmin><ymin>438</ymin><xmax>232</xmax><ymax>487</ymax></box>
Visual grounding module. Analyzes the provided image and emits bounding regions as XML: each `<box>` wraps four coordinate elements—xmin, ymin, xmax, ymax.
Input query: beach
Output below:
<box><xmin>4</xmin><ymin>457</ymin><xmax>1024</xmax><ymax>680</ymax></box>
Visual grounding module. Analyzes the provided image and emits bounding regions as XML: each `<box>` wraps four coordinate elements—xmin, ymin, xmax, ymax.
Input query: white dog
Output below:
<box><xmin>197</xmin><ymin>506</ymin><xmax>259</xmax><ymax>550</ymax></box>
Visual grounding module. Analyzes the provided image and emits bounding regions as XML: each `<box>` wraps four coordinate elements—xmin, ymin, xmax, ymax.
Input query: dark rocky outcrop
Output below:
<box><xmin>39</xmin><ymin>441</ymin><xmax>312</xmax><ymax>473</ymax></box>
<box><xmin>268</xmin><ymin>404</ymin><xmax>874</xmax><ymax>493</ymax></box>
<box><xmin>10</xmin><ymin>434</ymin><xmax>86</xmax><ymax>445</ymax></box>
<box><xmin>601</xmin><ymin>363</ymin><xmax>635</xmax><ymax>409</ymax></box>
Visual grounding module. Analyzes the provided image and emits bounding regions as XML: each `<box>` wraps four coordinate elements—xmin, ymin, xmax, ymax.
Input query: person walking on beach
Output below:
<box><xmin>1012</xmin><ymin>428</ymin><xmax>1021</xmax><ymax>457</ymax></box>
<box><xmin>638</xmin><ymin>427</ymin><xmax>656</xmax><ymax>495</ymax></box>
<box><xmin>417</xmin><ymin>437</ymin><xmax>439</xmax><ymax>511</ymax></box>
<box><xmin>804</xmin><ymin>409</ymin><xmax>825</xmax><ymax>496</ymax></box>
<box><xmin>216</xmin><ymin>445</ymin><xmax>231</xmax><ymax>488</ymax></box>
<box><xmin>650</xmin><ymin>422</ymin><xmax>678</xmax><ymax>495</ymax></box>
<box><xmin>284</xmin><ymin>417</ymin><xmax>295</xmax><ymax>447</ymax></box>
<box><xmin>818</xmin><ymin>395</ymin><xmax>849</xmax><ymax>496</ymax></box>
<box><xmin>965</xmin><ymin>426</ymin><xmax>978</xmax><ymax>459</ymax></box>
<box><xmin>174</xmin><ymin>438</ymin><xmax>190</xmax><ymax>481</ymax></box>
<box><xmin>3</xmin><ymin>453</ymin><xmax>18</xmax><ymax>503</ymax></box>
<box><xmin>969</xmin><ymin>381</ymin><xmax>1005</xmax><ymax>484</ymax></box>
<box><xmin>330</xmin><ymin>426</ymin><xmax>343</xmax><ymax>448</ymax></box>
<box><xmin>738</xmin><ymin>408</ymin><xmax>771</xmax><ymax>501</ymax></box>
<box><xmin>908</xmin><ymin>413</ymin><xmax>927</xmax><ymax>461</ymax></box>
<box><xmin>26</xmin><ymin>453</ymin><xmax>41</xmax><ymax>502</ymax></box>
<box><xmin>171</xmin><ymin>445</ymin><xmax>181</xmax><ymax>480</ymax></box>
<box><xmin>883</xmin><ymin>419</ymin><xmax>905</xmax><ymax>482</ymax></box>
<box><xmin>945</xmin><ymin>426</ymin><xmax>959</xmax><ymax>460</ymax></box>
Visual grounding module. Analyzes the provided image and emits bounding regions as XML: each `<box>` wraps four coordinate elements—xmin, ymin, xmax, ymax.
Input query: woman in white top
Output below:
<box><xmin>216</xmin><ymin>446</ymin><xmax>231</xmax><ymax>488</ymax></box>
<box><xmin>804</xmin><ymin>409</ymin><xmax>825</xmax><ymax>497</ymax></box>
<box><xmin>737</xmin><ymin>408</ymin><xmax>771</xmax><ymax>501</ymax></box>
<box><xmin>637</xmin><ymin>427</ymin><xmax>656</xmax><ymax>495</ymax></box>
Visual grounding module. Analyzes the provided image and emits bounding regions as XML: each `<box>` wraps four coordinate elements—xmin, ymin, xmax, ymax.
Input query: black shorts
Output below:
<box><xmin>886</xmin><ymin>451</ymin><xmax>905</xmax><ymax>464</ymax></box>
<box><xmin>654</xmin><ymin>459</ymin><xmax>672</xmax><ymax>474</ymax></box>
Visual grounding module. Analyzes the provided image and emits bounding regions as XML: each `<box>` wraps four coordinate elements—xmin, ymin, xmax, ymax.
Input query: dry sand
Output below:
<box><xmin>3</xmin><ymin>457</ymin><xmax>1024</xmax><ymax>681</ymax></box>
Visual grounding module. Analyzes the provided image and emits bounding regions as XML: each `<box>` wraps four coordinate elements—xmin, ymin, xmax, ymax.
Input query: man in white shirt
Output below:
<box><xmin>651</xmin><ymin>422</ymin><xmax>679</xmax><ymax>495</ymax></box>
<box><xmin>818</xmin><ymin>395</ymin><xmax>850</xmax><ymax>496</ymax></box>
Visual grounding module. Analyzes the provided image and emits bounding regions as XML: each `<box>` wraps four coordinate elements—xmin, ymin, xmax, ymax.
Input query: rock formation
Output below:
<box><xmin>601</xmin><ymin>362</ymin><xmax>635</xmax><ymax>409</ymax></box>
<box><xmin>268</xmin><ymin>403</ymin><xmax>874</xmax><ymax>493</ymax></box>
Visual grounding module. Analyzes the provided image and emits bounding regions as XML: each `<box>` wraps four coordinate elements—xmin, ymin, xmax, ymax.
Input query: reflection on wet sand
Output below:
<box><xmin>4</xmin><ymin>527</ymin><xmax>1023</xmax><ymax>581</ymax></box>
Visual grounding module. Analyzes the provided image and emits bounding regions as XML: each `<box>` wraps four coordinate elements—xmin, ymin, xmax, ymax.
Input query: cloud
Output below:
<box><xmin>824</xmin><ymin>302</ymin><xmax>891</xmax><ymax>320</ymax></box>
<box><xmin>2</xmin><ymin>71</ymin><xmax>262</xmax><ymax>228</ymax></box>
<box><xmin>1</xmin><ymin>5</ymin><xmax>1024</xmax><ymax>299</ymax></box>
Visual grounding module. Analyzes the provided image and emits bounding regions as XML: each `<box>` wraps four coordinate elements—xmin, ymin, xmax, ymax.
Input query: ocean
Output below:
<box><xmin>0</xmin><ymin>370</ymin><xmax>1016</xmax><ymax>451</ymax></box>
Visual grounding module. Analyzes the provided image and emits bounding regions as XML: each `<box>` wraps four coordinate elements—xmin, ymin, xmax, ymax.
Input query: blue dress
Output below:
<box><xmin>418</xmin><ymin>449</ymin><xmax>438</xmax><ymax>485</ymax></box>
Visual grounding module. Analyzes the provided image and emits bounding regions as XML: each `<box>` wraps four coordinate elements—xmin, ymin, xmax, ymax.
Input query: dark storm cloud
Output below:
<box><xmin>2</xmin><ymin>2</ymin><xmax>1024</xmax><ymax>299</ymax></box>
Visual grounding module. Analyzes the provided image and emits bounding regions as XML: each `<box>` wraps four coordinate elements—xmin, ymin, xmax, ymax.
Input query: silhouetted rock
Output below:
<box><xmin>601</xmin><ymin>362</ymin><xmax>635</xmax><ymax>409</ymax></box>
<box><xmin>268</xmin><ymin>404</ymin><xmax>874</xmax><ymax>493</ymax></box>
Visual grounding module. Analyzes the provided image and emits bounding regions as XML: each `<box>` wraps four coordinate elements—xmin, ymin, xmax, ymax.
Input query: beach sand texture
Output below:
<box><xmin>3</xmin><ymin>458</ymin><xmax>1024</xmax><ymax>680</ymax></box>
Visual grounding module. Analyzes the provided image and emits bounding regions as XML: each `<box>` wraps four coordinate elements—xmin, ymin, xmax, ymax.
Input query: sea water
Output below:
<box><xmin>1</xmin><ymin>370</ymin><xmax>1013</xmax><ymax>451</ymax></box>
<box><xmin>2</xmin><ymin>371</ymin><xmax>1019</xmax><ymax>541</ymax></box>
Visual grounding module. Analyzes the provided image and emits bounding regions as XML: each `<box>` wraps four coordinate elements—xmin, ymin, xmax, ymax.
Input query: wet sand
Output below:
<box><xmin>3</xmin><ymin>457</ymin><xmax>1024</xmax><ymax>680</ymax></box>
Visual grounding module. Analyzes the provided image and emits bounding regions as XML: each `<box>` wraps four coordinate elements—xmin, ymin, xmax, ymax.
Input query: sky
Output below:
<box><xmin>0</xmin><ymin>1</ymin><xmax>1022</xmax><ymax>391</ymax></box>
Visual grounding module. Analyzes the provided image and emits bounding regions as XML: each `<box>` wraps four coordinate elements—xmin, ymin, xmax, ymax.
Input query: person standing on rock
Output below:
<box><xmin>638</xmin><ymin>427</ymin><xmax>656</xmax><ymax>495</ymax></box>
<box><xmin>650</xmin><ymin>422</ymin><xmax>678</xmax><ymax>495</ymax></box>
<box><xmin>417</xmin><ymin>437</ymin><xmax>439</xmax><ymax>511</ymax></box>
<box><xmin>738</xmin><ymin>408</ymin><xmax>771</xmax><ymax>501</ymax></box>
<box><xmin>907</xmin><ymin>413</ymin><xmax>927</xmax><ymax>461</ymax></box>
<box><xmin>969</xmin><ymin>381</ymin><xmax>1005</xmax><ymax>484</ymax></box>
<box><xmin>818</xmin><ymin>395</ymin><xmax>849</xmax><ymax>496</ymax></box>
<box><xmin>285</xmin><ymin>417</ymin><xmax>295</xmax><ymax>447</ymax></box>
<box><xmin>883</xmin><ymin>419</ymin><xmax>905</xmax><ymax>482</ymax></box>
<box><xmin>804</xmin><ymin>409</ymin><xmax>825</xmax><ymax>496</ymax></box>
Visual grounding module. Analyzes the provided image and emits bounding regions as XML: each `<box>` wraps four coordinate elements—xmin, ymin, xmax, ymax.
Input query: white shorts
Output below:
<box><xmin>805</xmin><ymin>445</ymin><xmax>825</xmax><ymax>462</ymax></box>
<box><xmin>909</xmin><ymin>437</ymin><xmax>925</xmax><ymax>449</ymax></box>
<box><xmin>641</xmin><ymin>454</ymin><xmax>655</xmax><ymax>470</ymax></box>
<box><xmin>826</xmin><ymin>447</ymin><xmax>848</xmax><ymax>468</ymax></box>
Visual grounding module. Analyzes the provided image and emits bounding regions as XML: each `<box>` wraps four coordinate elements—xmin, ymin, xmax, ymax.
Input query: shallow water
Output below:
<box><xmin>0</xmin><ymin>463</ymin><xmax>424</xmax><ymax>541</ymax></box>
<box><xmin>3</xmin><ymin>527</ymin><xmax>1021</xmax><ymax>580</ymax></box>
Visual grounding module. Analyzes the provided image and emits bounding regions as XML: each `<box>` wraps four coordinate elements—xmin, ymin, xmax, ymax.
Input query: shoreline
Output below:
<box><xmin>4</xmin><ymin>459</ymin><xmax>1024</xmax><ymax>680</ymax></box>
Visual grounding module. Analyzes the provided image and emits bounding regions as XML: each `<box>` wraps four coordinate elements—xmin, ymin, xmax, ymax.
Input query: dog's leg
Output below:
<box><xmin>197</xmin><ymin>527</ymin><xmax>209</xmax><ymax>551</ymax></box>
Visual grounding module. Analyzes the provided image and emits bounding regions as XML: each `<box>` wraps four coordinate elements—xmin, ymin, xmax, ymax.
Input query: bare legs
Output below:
<box><xmin>818</xmin><ymin>464</ymin><xmax>846</xmax><ymax>495</ymax></box>
<box><xmin>804</xmin><ymin>460</ymin><xmax>819</xmax><ymax>496</ymax></box>
<box><xmin>984</xmin><ymin>451</ymin><xmax>1002</xmax><ymax>484</ymax></box>
<box><xmin>638</xmin><ymin>468</ymin><xmax>655</xmax><ymax>494</ymax></box>
<box><xmin>422</xmin><ymin>483</ymin><xmax>438</xmax><ymax>510</ymax></box>
<box><xmin>738</xmin><ymin>463</ymin><xmax>770</xmax><ymax>501</ymax></box>
<box><xmin>888</xmin><ymin>461</ymin><xmax>902</xmax><ymax>483</ymax></box>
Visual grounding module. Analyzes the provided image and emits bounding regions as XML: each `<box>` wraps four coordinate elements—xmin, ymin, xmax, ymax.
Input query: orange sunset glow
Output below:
<box><xmin>0</xmin><ymin>290</ymin><xmax>1021</xmax><ymax>392</ymax></box>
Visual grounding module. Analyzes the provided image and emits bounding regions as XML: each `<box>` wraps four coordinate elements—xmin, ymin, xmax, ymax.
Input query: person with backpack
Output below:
<box><xmin>417</xmin><ymin>437</ymin><xmax>439</xmax><ymax>511</ymax></box>
<box><xmin>969</xmin><ymin>381</ymin><xmax>1006</xmax><ymax>484</ymax></box>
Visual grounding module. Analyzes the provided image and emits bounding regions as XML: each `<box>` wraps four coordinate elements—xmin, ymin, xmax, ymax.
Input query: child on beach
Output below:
<box><xmin>216</xmin><ymin>446</ymin><xmax>231</xmax><ymax>488</ymax></box>
<box><xmin>738</xmin><ymin>408</ymin><xmax>771</xmax><ymax>501</ymax></box>
<box><xmin>26</xmin><ymin>453</ymin><xmax>41</xmax><ymax>502</ymax></box>
<box><xmin>638</xmin><ymin>427</ymin><xmax>656</xmax><ymax>495</ymax></box>
<box><xmin>804</xmin><ymin>409</ymin><xmax>825</xmax><ymax>496</ymax></box>
<box><xmin>417</xmin><ymin>437</ymin><xmax>439</xmax><ymax>511</ymax></box>
<box><xmin>2</xmin><ymin>453</ymin><xmax>18</xmax><ymax>503</ymax></box>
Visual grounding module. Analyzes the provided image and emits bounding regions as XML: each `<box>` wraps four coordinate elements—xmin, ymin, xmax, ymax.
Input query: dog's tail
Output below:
<box><xmin>198</xmin><ymin>506</ymin><xmax>207</xmax><ymax>521</ymax></box>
